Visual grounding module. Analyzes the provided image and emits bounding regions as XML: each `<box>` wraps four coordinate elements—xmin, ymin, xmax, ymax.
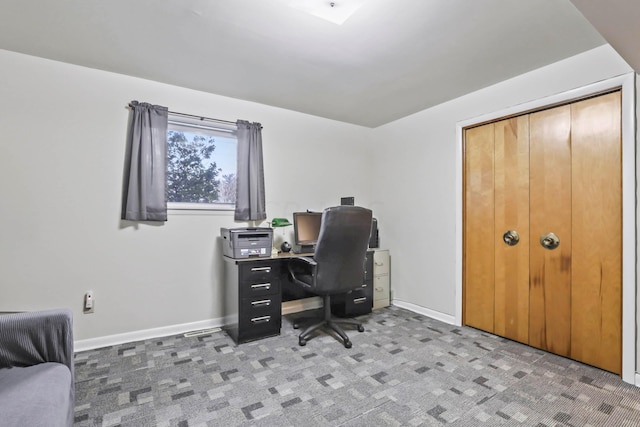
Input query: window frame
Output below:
<box><xmin>166</xmin><ymin>114</ymin><xmax>237</xmax><ymax>212</ymax></box>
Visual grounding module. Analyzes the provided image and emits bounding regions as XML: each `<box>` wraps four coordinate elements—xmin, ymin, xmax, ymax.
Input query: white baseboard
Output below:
<box><xmin>396</xmin><ymin>302</ymin><xmax>640</xmax><ymax>386</ymax></box>
<box><xmin>74</xmin><ymin>300</ymin><xmax>456</xmax><ymax>352</ymax></box>
<box><xmin>74</xmin><ymin>316</ymin><xmax>225</xmax><ymax>352</ymax></box>
<box><xmin>392</xmin><ymin>299</ymin><xmax>457</xmax><ymax>325</ymax></box>
<box><xmin>75</xmin><ymin>300</ymin><xmax>640</xmax><ymax>385</ymax></box>
<box><xmin>74</xmin><ymin>297</ymin><xmax>329</xmax><ymax>352</ymax></box>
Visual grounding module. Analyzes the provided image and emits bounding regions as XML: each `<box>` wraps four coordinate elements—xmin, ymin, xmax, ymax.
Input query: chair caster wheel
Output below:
<box><xmin>344</xmin><ymin>340</ymin><xmax>352</xmax><ymax>349</ymax></box>
<box><xmin>357</xmin><ymin>325</ymin><xmax>364</xmax><ymax>333</ymax></box>
<box><xmin>299</xmin><ymin>338</ymin><xmax>306</xmax><ymax>346</ymax></box>
<box><xmin>293</xmin><ymin>323</ymin><xmax>300</xmax><ymax>329</ymax></box>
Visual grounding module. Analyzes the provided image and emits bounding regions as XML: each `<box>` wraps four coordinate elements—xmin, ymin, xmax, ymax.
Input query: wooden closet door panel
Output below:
<box><xmin>571</xmin><ymin>91</ymin><xmax>622</xmax><ymax>374</ymax></box>
<box><xmin>529</xmin><ymin>105</ymin><xmax>572</xmax><ymax>357</ymax></box>
<box><xmin>494</xmin><ymin>116</ymin><xmax>530</xmax><ymax>343</ymax></box>
<box><xmin>464</xmin><ymin>124</ymin><xmax>495</xmax><ymax>332</ymax></box>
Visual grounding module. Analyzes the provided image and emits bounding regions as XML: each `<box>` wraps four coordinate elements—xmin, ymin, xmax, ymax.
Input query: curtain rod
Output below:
<box><xmin>168</xmin><ymin>110</ymin><xmax>237</xmax><ymax>126</ymax></box>
<box><xmin>127</xmin><ymin>103</ymin><xmax>237</xmax><ymax>126</ymax></box>
<box><xmin>168</xmin><ymin>120</ymin><xmax>236</xmax><ymax>134</ymax></box>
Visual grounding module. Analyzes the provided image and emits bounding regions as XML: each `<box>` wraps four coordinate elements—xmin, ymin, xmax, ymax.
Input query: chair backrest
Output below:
<box><xmin>312</xmin><ymin>206</ymin><xmax>373</xmax><ymax>294</ymax></box>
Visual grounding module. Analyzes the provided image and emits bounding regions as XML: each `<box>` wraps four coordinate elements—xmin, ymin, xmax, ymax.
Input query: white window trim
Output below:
<box><xmin>168</xmin><ymin>202</ymin><xmax>234</xmax><ymax>212</ymax></box>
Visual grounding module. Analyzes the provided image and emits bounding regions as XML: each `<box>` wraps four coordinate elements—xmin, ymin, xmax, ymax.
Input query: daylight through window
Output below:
<box><xmin>167</xmin><ymin>115</ymin><xmax>237</xmax><ymax>210</ymax></box>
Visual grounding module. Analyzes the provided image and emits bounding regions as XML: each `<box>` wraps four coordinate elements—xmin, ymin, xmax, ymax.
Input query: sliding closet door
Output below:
<box><xmin>528</xmin><ymin>105</ymin><xmax>572</xmax><ymax>357</ymax></box>
<box><xmin>570</xmin><ymin>92</ymin><xmax>622</xmax><ymax>374</ymax></box>
<box><xmin>494</xmin><ymin>117</ymin><xmax>530</xmax><ymax>344</ymax></box>
<box><xmin>463</xmin><ymin>124</ymin><xmax>495</xmax><ymax>333</ymax></box>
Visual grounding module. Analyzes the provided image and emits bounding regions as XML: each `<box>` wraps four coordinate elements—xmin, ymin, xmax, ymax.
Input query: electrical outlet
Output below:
<box><xmin>84</xmin><ymin>290</ymin><xmax>94</xmax><ymax>313</ymax></box>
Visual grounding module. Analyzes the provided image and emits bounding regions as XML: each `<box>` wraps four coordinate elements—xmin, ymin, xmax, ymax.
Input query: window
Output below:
<box><xmin>166</xmin><ymin>115</ymin><xmax>237</xmax><ymax>210</ymax></box>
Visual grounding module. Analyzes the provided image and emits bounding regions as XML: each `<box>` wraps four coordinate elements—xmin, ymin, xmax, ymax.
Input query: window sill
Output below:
<box><xmin>167</xmin><ymin>202</ymin><xmax>235</xmax><ymax>215</ymax></box>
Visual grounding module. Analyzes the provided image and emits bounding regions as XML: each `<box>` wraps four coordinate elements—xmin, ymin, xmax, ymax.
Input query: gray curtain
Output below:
<box><xmin>122</xmin><ymin>101</ymin><xmax>169</xmax><ymax>221</ymax></box>
<box><xmin>235</xmin><ymin>120</ymin><xmax>266</xmax><ymax>221</ymax></box>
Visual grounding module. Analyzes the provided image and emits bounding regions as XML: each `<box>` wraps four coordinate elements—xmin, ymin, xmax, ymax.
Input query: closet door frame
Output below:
<box><xmin>455</xmin><ymin>73</ymin><xmax>636</xmax><ymax>384</ymax></box>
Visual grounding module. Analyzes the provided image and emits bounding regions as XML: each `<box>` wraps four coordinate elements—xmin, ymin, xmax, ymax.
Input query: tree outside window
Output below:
<box><xmin>166</xmin><ymin>121</ymin><xmax>237</xmax><ymax>209</ymax></box>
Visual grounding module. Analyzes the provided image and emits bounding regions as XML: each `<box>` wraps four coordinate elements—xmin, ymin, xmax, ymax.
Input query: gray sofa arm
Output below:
<box><xmin>0</xmin><ymin>309</ymin><xmax>74</xmax><ymax>379</ymax></box>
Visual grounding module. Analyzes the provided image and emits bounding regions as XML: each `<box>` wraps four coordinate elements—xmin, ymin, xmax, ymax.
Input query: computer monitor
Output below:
<box><xmin>293</xmin><ymin>211</ymin><xmax>322</xmax><ymax>253</ymax></box>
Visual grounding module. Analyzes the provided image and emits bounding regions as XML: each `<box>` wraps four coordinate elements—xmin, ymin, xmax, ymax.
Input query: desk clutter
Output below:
<box><xmin>222</xmin><ymin>249</ymin><xmax>390</xmax><ymax>345</ymax></box>
<box><xmin>221</xmin><ymin>206</ymin><xmax>379</xmax><ymax>261</ymax></box>
<box><xmin>221</xmin><ymin>206</ymin><xmax>389</xmax><ymax>346</ymax></box>
<box><xmin>221</xmin><ymin>227</ymin><xmax>273</xmax><ymax>259</ymax></box>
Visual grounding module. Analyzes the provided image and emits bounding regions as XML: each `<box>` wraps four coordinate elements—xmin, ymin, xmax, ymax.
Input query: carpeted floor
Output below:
<box><xmin>74</xmin><ymin>306</ymin><xmax>640</xmax><ymax>426</ymax></box>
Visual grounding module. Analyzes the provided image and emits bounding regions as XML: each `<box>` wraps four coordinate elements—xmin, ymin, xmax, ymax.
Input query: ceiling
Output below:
<box><xmin>0</xmin><ymin>0</ymin><xmax>626</xmax><ymax>127</ymax></box>
<box><xmin>569</xmin><ymin>0</ymin><xmax>640</xmax><ymax>73</ymax></box>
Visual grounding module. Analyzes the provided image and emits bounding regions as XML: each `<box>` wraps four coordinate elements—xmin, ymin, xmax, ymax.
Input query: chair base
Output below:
<box><xmin>293</xmin><ymin>295</ymin><xmax>364</xmax><ymax>348</ymax></box>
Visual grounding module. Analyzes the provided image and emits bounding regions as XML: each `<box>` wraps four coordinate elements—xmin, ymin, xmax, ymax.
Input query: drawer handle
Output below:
<box><xmin>251</xmin><ymin>315</ymin><xmax>271</xmax><ymax>324</ymax></box>
<box><xmin>251</xmin><ymin>283</ymin><xmax>271</xmax><ymax>290</ymax></box>
<box><xmin>375</xmin><ymin>286</ymin><xmax>384</xmax><ymax>291</ymax></box>
<box><xmin>353</xmin><ymin>297</ymin><xmax>367</xmax><ymax>304</ymax></box>
<box><xmin>375</xmin><ymin>261</ymin><xmax>385</xmax><ymax>266</ymax></box>
<box><xmin>251</xmin><ymin>299</ymin><xmax>271</xmax><ymax>307</ymax></box>
<box><xmin>251</xmin><ymin>266</ymin><xmax>271</xmax><ymax>272</ymax></box>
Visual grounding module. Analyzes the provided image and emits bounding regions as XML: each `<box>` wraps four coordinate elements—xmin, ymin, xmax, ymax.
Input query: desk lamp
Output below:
<box><xmin>270</xmin><ymin>218</ymin><xmax>293</xmax><ymax>253</ymax></box>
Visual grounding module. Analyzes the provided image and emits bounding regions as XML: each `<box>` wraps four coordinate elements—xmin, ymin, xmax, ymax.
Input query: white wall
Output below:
<box><xmin>0</xmin><ymin>44</ymin><xmax>634</xmax><ymax>352</ymax></box>
<box><xmin>371</xmin><ymin>45</ymin><xmax>633</xmax><ymax>317</ymax></box>
<box><xmin>0</xmin><ymin>49</ymin><xmax>373</xmax><ymax>342</ymax></box>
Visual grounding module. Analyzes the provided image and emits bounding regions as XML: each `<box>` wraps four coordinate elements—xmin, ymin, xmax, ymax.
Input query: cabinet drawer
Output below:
<box><xmin>239</xmin><ymin>261</ymin><xmax>277</xmax><ymax>282</ymax></box>
<box><xmin>239</xmin><ymin>309</ymin><xmax>281</xmax><ymax>342</ymax></box>
<box><xmin>241</xmin><ymin>295</ymin><xmax>281</xmax><ymax>317</ymax></box>
<box><xmin>331</xmin><ymin>287</ymin><xmax>372</xmax><ymax>317</ymax></box>
<box><xmin>239</xmin><ymin>279</ymin><xmax>280</xmax><ymax>298</ymax></box>
<box><xmin>373</xmin><ymin>250</ymin><xmax>390</xmax><ymax>275</ymax></box>
<box><xmin>345</xmin><ymin>297</ymin><xmax>373</xmax><ymax>316</ymax></box>
<box><xmin>345</xmin><ymin>291</ymin><xmax>372</xmax><ymax>316</ymax></box>
<box><xmin>373</xmin><ymin>275</ymin><xmax>389</xmax><ymax>301</ymax></box>
<box><xmin>239</xmin><ymin>262</ymin><xmax>280</xmax><ymax>298</ymax></box>
<box><xmin>348</xmin><ymin>289</ymin><xmax>370</xmax><ymax>306</ymax></box>
<box><xmin>373</xmin><ymin>298</ymin><xmax>389</xmax><ymax>310</ymax></box>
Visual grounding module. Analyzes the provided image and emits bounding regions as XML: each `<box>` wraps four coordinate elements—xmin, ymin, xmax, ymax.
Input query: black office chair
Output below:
<box><xmin>288</xmin><ymin>206</ymin><xmax>373</xmax><ymax>348</ymax></box>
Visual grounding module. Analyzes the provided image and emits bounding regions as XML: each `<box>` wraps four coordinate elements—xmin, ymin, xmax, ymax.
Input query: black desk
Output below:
<box><xmin>222</xmin><ymin>251</ymin><xmax>374</xmax><ymax>344</ymax></box>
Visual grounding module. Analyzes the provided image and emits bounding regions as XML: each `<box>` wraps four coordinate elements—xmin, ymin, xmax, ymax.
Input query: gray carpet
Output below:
<box><xmin>74</xmin><ymin>306</ymin><xmax>640</xmax><ymax>426</ymax></box>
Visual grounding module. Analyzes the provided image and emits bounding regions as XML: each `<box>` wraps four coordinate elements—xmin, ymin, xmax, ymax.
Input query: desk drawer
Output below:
<box><xmin>238</xmin><ymin>316</ymin><xmax>280</xmax><ymax>342</ymax></box>
<box><xmin>332</xmin><ymin>287</ymin><xmax>372</xmax><ymax>317</ymax></box>
<box><xmin>239</xmin><ymin>261</ymin><xmax>278</xmax><ymax>283</ymax></box>
<box><xmin>239</xmin><ymin>298</ymin><xmax>281</xmax><ymax>342</ymax></box>
<box><xmin>346</xmin><ymin>287</ymin><xmax>371</xmax><ymax>309</ymax></box>
<box><xmin>241</xmin><ymin>295</ymin><xmax>280</xmax><ymax>316</ymax></box>
<box><xmin>239</xmin><ymin>280</ymin><xmax>280</xmax><ymax>299</ymax></box>
<box><xmin>239</xmin><ymin>262</ymin><xmax>280</xmax><ymax>298</ymax></box>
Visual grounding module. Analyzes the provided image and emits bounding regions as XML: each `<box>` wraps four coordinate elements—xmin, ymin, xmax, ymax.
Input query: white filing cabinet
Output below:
<box><xmin>372</xmin><ymin>249</ymin><xmax>390</xmax><ymax>309</ymax></box>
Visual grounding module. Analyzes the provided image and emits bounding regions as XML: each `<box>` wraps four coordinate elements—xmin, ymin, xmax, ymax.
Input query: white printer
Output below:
<box><xmin>221</xmin><ymin>227</ymin><xmax>273</xmax><ymax>259</ymax></box>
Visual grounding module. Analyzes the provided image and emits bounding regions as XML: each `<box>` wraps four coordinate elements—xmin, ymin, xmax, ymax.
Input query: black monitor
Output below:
<box><xmin>293</xmin><ymin>211</ymin><xmax>322</xmax><ymax>253</ymax></box>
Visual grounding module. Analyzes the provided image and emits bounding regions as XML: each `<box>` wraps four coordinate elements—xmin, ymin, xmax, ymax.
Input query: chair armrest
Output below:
<box><xmin>0</xmin><ymin>309</ymin><xmax>74</xmax><ymax>377</ymax></box>
<box><xmin>288</xmin><ymin>256</ymin><xmax>317</xmax><ymax>288</ymax></box>
<box><xmin>290</xmin><ymin>256</ymin><xmax>317</xmax><ymax>268</ymax></box>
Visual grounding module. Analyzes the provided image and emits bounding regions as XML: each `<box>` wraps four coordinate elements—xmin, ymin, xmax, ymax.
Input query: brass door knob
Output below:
<box><xmin>540</xmin><ymin>232</ymin><xmax>560</xmax><ymax>250</ymax></box>
<box><xmin>503</xmin><ymin>230</ymin><xmax>520</xmax><ymax>246</ymax></box>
